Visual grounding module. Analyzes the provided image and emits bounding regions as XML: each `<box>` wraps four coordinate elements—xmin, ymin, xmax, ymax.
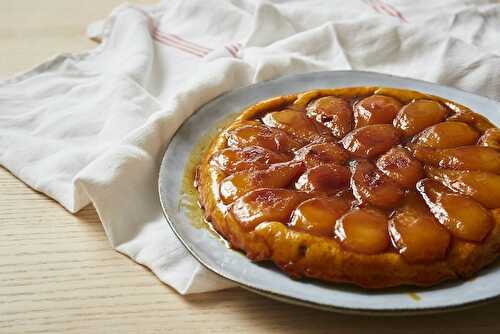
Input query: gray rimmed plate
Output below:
<box><xmin>158</xmin><ymin>70</ymin><xmax>500</xmax><ymax>315</ymax></box>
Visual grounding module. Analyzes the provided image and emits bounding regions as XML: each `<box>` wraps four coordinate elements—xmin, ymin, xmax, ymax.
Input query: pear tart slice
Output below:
<box><xmin>196</xmin><ymin>87</ymin><xmax>500</xmax><ymax>288</ymax></box>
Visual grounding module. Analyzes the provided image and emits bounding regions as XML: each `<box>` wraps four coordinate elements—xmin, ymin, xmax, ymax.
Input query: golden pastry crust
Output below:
<box><xmin>196</xmin><ymin>87</ymin><xmax>500</xmax><ymax>289</ymax></box>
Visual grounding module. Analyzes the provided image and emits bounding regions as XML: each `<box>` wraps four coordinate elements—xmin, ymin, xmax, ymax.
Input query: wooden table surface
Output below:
<box><xmin>1</xmin><ymin>1</ymin><xmax>499</xmax><ymax>333</ymax></box>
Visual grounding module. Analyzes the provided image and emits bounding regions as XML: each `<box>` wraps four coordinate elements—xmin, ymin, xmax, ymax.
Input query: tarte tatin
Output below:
<box><xmin>195</xmin><ymin>86</ymin><xmax>500</xmax><ymax>288</ymax></box>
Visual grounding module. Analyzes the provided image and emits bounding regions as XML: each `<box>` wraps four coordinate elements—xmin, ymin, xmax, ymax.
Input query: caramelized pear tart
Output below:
<box><xmin>195</xmin><ymin>87</ymin><xmax>500</xmax><ymax>288</ymax></box>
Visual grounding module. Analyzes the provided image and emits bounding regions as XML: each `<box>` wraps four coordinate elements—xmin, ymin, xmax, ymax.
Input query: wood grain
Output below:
<box><xmin>1</xmin><ymin>1</ymin><xmax>500</xmax><ymax>333</ymax></box>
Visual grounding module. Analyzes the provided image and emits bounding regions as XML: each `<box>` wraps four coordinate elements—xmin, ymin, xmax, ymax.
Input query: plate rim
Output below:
<box><xmin>158</xmin><ymin>70</ymin><xmax>500</xmax><ymax>315</ymax></box>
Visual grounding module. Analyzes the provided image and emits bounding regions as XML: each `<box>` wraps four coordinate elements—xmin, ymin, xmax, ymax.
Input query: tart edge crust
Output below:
<box><xmin>196</xmin><ymin>86</ymin><xmax>500</xmax><ymax>289</ymax></box>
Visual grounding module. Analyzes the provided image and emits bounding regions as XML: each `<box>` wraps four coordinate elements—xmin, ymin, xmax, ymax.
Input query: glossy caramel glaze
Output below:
<box><xmin>196</xmin><ymin>87</ymin><xmax>500</xmax><ymax>289</ymax></box>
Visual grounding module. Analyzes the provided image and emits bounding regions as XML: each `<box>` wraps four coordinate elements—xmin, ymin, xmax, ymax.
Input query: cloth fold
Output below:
<box><xmin>1</xmin><ymin>0</ymin><xmax>500</xmax><ymax>294</ymax></box>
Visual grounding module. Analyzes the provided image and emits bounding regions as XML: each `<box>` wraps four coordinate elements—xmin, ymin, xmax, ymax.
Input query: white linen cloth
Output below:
<box><xmin>1</xmin><ymin>0</ymin><xmax>500</xmax><ymax>294</ymax></box>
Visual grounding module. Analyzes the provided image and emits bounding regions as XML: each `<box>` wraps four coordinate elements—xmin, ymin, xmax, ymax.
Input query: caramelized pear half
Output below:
<box><xmin>417</xmin><ymin>179</ymin><xmax>493</xmax><ymax>242</ymax></box>
<box><xmin>341</xmin><ymin>124</ymin><xmax>401</xmax><ymax>159</ymax></box>
<box><xmin>335</xmin><ymin>208</ymin><xmax>390</xmax><ymax>254</ymax></box>
<box><xmin>226</xmin><ymin>122</ymin><xmax>301</xmax><ymax>152</ymax></box>
<box><xmin>426</xmin><ymin>167</ymin><xmax>500</xmax><ymax>209</ymax></box>
<box><xmin>289</xmin><ymin>197</ymin><xmax>350</xmax><ymax>237</ymax></box>
<box><xmin>447</xmin><ymin>106</ymin><xmax>496</xmax><ymax>133</ymax></box>
<box><xmin>478</xmin><ymin>128</ymin><xmax>500</xmax><ymax>150</ymax></box>
<box><xmin>376</xmin><ymin>147</ymin><xmax>424</xmax><ymax>188</ymax></box>
<box><xmin>354</xmin><ymin>95</ymin><xmax>402</xmax><ymax>128</ymax></box>
<box><xmin>389</xmin><ymin>192</ymin><xmax>451</xmax><ymax>263</ymax></box>
<box><xmin>411</xmin><ymin>121</ymin><xmax>479</xmax><ymax>149</ymax></box>
<box><xmin>393</xmin><ymin>99</ymin><xmax>449</xmax><ymax>137</ymax></box>
<box><xmin>229</xmin><ymin>188</ymin><xmax>309</xmax><ymax>232</ymax></box>
<box><xmin>306</xmin><ymin>96</ymin><xmax>353</xmax><ymax>138</ymax></box>
<box><xmin>220</xmin><ymin>162</ymin><xmax>304</xmax><ymax>203</ymax></box>
<box><xmin>262</xmin><ymin>110</ymin><xmax>334</xmax><ymax>143</ymax></box>
<box><xmin>210</xmin><ymin>146</ymin><xmax>291</xmax><ymax>173</ymax></box>
<box><xmin>351</xmin><ymin>160</ymin><xmax>404</xmax><ymax>208</ymax></box>
<box><xmin>294</xmin><ymin>142</ymin><xmax>350</xmax><ymax>168</ymax></box>
<box><xmin>414</xmin><ymin>146</ymin><xmax>500</xmax><ymax>174</ymax></box>
<box><xmin>295</xmin><ymin>164</ymin><xmax>350</xmax><ymax>194</ymax></box>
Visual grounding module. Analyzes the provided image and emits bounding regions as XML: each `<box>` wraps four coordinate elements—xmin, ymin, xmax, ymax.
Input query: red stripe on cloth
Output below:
<box><xmin>133</xmin><ymin>7</ymin><xmax>212</xmax><ymax>56</ymax></box>
<box><xmin>153</xmin><ymin>32</ymin><xmax>206</xmax><ymax>57</ymax></box>
<box><xmin>224</xmin><ymin>45</ymin><xmax>237</xmax><ymax>58</ymax></box>
<box><xmin>375</xmin><ymin>0</ymin><xmax>395</xmax><ymax>18</ymax></box>
<box><xmin>154</xmin><ymin>30</ymin><xmax>208</xmax><ymax>56</ymax></box>
<box><xmin>228</xmin><ymin>43</ymin><xmax>240</xmax><ymax>56</ymax></box>
<box><xmin>161</xmin><ymin>32</ymin><xmax>213</xmax><ymax>53</ymax></box>
<box><xmin>382</xmin><ymin>2</ymin><xmax>408</xmax><ymax>23</ymax></box>
<box><xmin>134</xmin><ymin>7</ymin><xmax>245</xmax><ymax>58</ymax></box>
<box><xmin>376</xmin><ymin>1</ymin><xmax>408</xmax><ymax>23</ymax></box>
<box><xmin>154</xmin><ymin>29</ymin><xmax>212</xmax><ymax>55</ymax></box>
